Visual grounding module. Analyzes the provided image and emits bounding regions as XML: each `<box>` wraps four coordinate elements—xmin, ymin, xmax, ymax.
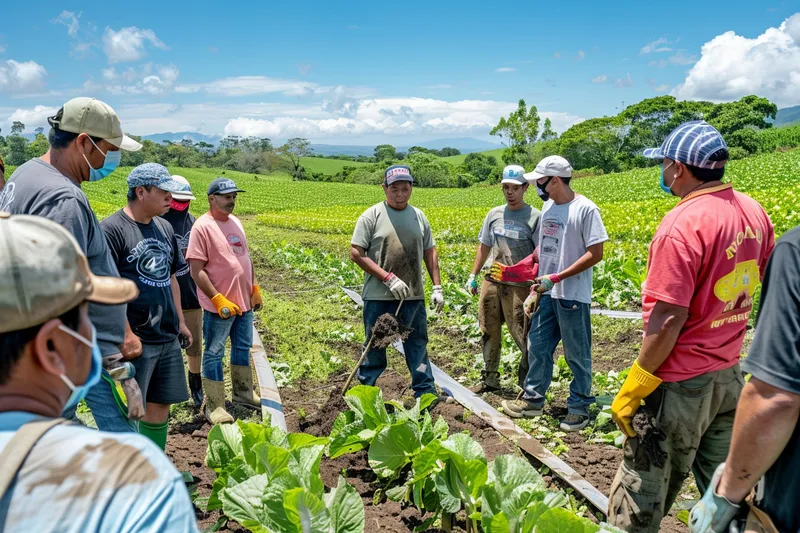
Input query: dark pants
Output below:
<box><xmin>357</xmin><ymin>299</ymin><xmax>436</xmax><ymax>397</ymax></box>
<box><xmin>522</xmin><ymin>294</ymin><xmax>594</xmax><ymax>416</ymax></box>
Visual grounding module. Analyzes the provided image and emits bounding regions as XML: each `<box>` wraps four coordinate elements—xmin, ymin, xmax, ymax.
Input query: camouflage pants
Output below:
<box><xmin>608</xmin><ymin>364</ymin><xmax>745</xmax><ymax>532</ymax></box>
<box><xmin>477</xmin><ymin>279</ymin><xmax>530</xmax><ymax>388</ymax></box>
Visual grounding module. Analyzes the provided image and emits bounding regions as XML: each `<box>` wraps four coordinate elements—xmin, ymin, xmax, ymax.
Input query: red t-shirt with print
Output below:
<box><xmin>642</xmin><ymin>184</ymin><xmax>775</xmax><ymax>382</ymax></box>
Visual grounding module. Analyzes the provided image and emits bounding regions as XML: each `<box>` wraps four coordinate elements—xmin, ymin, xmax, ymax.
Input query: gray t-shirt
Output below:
<box><xmin>478</xmin><ymin>204</ymin><xmax>541</xmax><ymax>279</ymax></box>
<box><xmin>538</xmin><ymin>195</ymin><xmax>608</xmax><ymax>304</ymax></box>
<box><xmin>0</xmin><ymin>159</ymin><xmax>127</xmax><ymax>357</ymax></box>
<box><xmin>351</xmin><ymin>202</ymin><xmax>434</xmax><ymax>301</ymax></box>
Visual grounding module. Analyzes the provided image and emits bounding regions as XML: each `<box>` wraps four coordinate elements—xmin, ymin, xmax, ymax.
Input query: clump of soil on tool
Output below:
<box><xmin>632</xmin><ymin>406</ymin><xmax>667</xmax><ymax>469</ymax></box>
<box><xmin>370</xmin><ymin>313</ymin><xmax>410</xmax><ymax>349</ymax></box>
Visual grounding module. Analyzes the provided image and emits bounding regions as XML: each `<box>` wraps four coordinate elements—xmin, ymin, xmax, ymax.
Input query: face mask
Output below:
<box><xmin>57</xmin><ymin>323</ymin><xmax>102</xmax><ymax>411</ymax></box>
<box><xmin>536</xmin><ymin>177</ymin><xmax>554</xmax><ymax>202</ymax></box>
<box><xmin>170</xmin><ymin>199</ymin><xmax>190</xmax><ymax>211</ymax></box>
<box><xmin>660</xmin><ymin>162</ymin><xmax>677</xmax><ymax>196</ymax></box>
<box><xmin>82</xmin><ymin>138</ymin><xmax>121</xmax><ymax>182</ymax></box>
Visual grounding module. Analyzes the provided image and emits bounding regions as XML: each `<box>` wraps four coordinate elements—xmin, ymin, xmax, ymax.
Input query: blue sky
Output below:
<box><xmin>0</xmin><ymin>0</ymin><xmax>798</xmax><ymax>144</ymax></box>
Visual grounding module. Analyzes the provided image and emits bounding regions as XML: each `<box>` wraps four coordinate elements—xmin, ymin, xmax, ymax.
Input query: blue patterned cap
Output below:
<box><xmin>384</xmin><ymin>165</ymin><xmax>414</xmax><ymax>185</ymax></box>
<box><xmin>643</xmin><ymin>120</ymin><xmax>729</xmax><ymax>169</ymax></box>
<box><xmin>127</xmin><ymin>163</ymin><xmax>185</xmax><ymax>193</ymax></box>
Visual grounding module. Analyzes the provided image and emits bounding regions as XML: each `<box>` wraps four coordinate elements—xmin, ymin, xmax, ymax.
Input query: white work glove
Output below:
<box><xmin>465</xmin><ymin>274</ymin><xmax>479</xmax><ymax>296</ymax></box>
<box><xmin>523</xmin><ymin>288</ymin><xmax>541</xmax><ymax>318</ymax></box>
<box><xmin>430</xmin><ymin>285</ymin><xmax>444</xmax><ymax>314</ymax></box>
<box><xmin>383</xmin><ymin>272</ymin><xmax>410</xmax><ymax>300</ymax></box>
<box><xmin>689</xmin><ymin>463</ymin><xmax>742</xmax><ymax>533</ymax></box>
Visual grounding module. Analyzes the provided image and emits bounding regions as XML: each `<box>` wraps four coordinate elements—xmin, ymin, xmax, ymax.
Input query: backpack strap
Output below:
<box><xmin>0</xmin><ymin>418</ymin><xmax>68</xmax><ymax>499</ymax></box>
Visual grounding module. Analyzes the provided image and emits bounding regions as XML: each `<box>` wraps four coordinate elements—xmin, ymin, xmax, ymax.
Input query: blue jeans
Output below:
<box><xmin>357</xmin><ymin>300</ymin><xmax>436</xmax><ymax>397</ymax></box>
<box><xmin>522</xmin><ymin>294</ymin><xmax>594</xmax><ymax>416</ymax></box>
<box><xmin>63</xmin><ymin>369</ymin><xmax>137</xmax><ymax>432</ymax></box>
<box><xmin>202</xmin><ymin>310</ymin><xmax>254</xmax><ymax>381</ymax></box>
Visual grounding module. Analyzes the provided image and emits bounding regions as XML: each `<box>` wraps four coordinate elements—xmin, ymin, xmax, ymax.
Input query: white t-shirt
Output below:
<box><xmin>538</xmin><ymin>195</ymin><xmax>608</xmax><ymax>304</ymax></box>
<box><xmin>0</xmin><ymin>412</ymin><xmax>198</xmax><ymax>533</ymax></box>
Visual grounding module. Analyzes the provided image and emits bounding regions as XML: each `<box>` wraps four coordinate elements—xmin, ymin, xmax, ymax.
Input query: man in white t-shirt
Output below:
<box><xmin>0</xmin><ymin>213</ymin><xmax>198</xmax><ymax>532</ymax></box>
<box><xmin>499</xmin><ymin>156</ymin><xmax>609</xmax><ymax>431</ymax></box>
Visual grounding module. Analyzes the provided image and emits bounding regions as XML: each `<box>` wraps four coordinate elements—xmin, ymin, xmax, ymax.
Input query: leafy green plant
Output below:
<box><xmin>205</xmin><ymin>420</ymin><xmax>364</xmax><ymax>533</ymax></box>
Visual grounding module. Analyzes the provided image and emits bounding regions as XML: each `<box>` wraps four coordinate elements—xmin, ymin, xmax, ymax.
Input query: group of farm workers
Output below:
<box><xmin>0</xmin><ymin>95</ymin><xmax>798</xmax><ymax>533</ymax></box>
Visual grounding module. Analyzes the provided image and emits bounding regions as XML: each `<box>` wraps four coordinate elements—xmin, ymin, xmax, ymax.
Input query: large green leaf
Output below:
<box><xmin>345</xmin><ymin>385</ymin><xmax>390</xmax><ymax>429</ymax></box>
<box><xmin>439</xmin><ymin>434</ymin><xmax>487</xmax><ymax>505</ymax></box>
<box><xmin>483</xmin><ymin>455</ymin><xmax>546</xmax><ymax>521</ymax></box>
<box><xmin>289</xmin><ymin>444</ymin><xmax>327</xmax><ymax>496</ymax></box>
<box><xmin>434</xmin><ymin>469</ymin><xmax>462</xmax><ymax>513</ymax></box>
<box><xmin>206</xmin><ymin>423</ymin><xmax>244</xmax><ymax>470</ymax></box>
<box><xmin>520</xmin><ymin>502</ymin><xmax>551</xmax><ymax>531</ymax></box>
<box><xmin>284</xmin><ymin>487</ymin><xmax>331</xmax><ymax>533</ymax></box>
<box><xmin>329</xmin><ymin>411</ymin><xmax>358</xmax><ymax>440</ymax></box>
<box><xmin>442</xmin><ymin>433</ymin><xmax>486</xmax><ymax>464</ymax></box>
<box><xmin>534</xmin><ymin>507</ymin><xmax>600</xmax><ymax>533</ymax></box>
<box><xmin>368</xmin><ymin>420</ymin><xmax>421</xmax><ymax>478</ymax></box>
<box><xmin>486</xmin><ymin>512</ymin><xmax>510</xmax><ymax>533</ymax></box>
<box><xmin>411</xmin><ymin>439</ymin><xmax>446</xmax><ymax>482</ymax></box>
<box><xmin>252</xmin><ymin>442</ymin><xmax>291</xmax><ymax>478</ymax></box>
<box><xmin>324</xmin><ymin>476</ymin><xmax>365</xmax><ymax>533</ymax></box>
<box><xmin>220</xmin><ymin>474</ymin><xmax>269</xmax><ymax>526</ymax></box>
<box><xmin>207</xmin><ymin>460</ymin><xmax>253</xmax><ymax>511</ymax></box>
<box><xmin>263</xmin><ymin>470</ymin><xmax>303</xmax><ymax>532</ymax></box>
<box><xmin>288</xmin><ymin>433</ymin><xmax>330</xmax><ymax>450</ymax></box>
<box><xmin>238</xmin><ymin>421</ymin><xmax>273</xmax><ymax>471</ymax></box>
<box><xmin>327</xmin><ymin>418</ymin><xmax>370</xmax><ymax>459</ymax></box>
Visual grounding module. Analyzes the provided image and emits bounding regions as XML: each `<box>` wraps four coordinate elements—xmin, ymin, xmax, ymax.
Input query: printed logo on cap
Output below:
<box><xmin>385</xmin><ymin>167</ymin><xmax>411</xmax><ymax>179</ymax></box>
<box><xmin>507</xmin><ymin>169</ymin><xmax>520</xmax><ymax>177</ymax></box>
<box><xmin>219</xmin><ymin>179</ymin><xmax>237</xmax><ymax>190</ymax></box>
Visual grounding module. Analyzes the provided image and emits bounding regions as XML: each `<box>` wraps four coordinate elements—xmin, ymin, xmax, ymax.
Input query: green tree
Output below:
<box><xmin>406</xmin><ymin>152</ymin><xmax>457</xmax><ymax>187</ymax></box>
<box><xmin>459</xmin><ymin>152</ymin><xmax>500</xmax><ymax>183</ymax></box>
<box><xmin>490</xmin><ymin>99</ymin><xmax>540</xmax><ymax>166</ymax></box>
<box><xmin>540</xmin><ymin>118</ymin><xmax>557</xmax><ymax>142</ymax></box>
<box><xmin>6</xmin><ymin>121</ymin><xmax>28</xmax><ymax>166</ymax></box>
<box><xmin>279</xmin><ymin>138</ymin><xmax>311</xmax><ymax>180</ymax></box>
<box><xmin>26</xmin><ymin>133</ymin><xmax>49</xmax><ymax>160</ymax></box>
<box><xmin>706</xmin><ymin>95</ymin><xmax>778</xmax><ymax>137</ymax></box>
<box><xmin>374</xmin><ymin>144</ymin><xmax>398</xmax><ymax>162</ymax></box>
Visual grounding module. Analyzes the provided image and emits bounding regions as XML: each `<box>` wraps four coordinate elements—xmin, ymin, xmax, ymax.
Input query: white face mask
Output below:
<box><xmin>57</xmin><ymin>323</ymin><xmax>102</xmax><ymax>411</ymax></box>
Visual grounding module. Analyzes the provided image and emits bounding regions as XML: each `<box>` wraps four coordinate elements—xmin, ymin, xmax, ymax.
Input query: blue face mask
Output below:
<box><xmin>660</xmin><ymin>162</ymin><xmax>676</xmax><ymax>196</ymax></box>
<box><xmin>83</xmin><ymin>138</ymin><xmax>121</xmax><ymax>182</ymax></box>
<box><xmin>57</xmin><ymin>323</ymin><xmax>102</xmax><ymax>412</ymax></box>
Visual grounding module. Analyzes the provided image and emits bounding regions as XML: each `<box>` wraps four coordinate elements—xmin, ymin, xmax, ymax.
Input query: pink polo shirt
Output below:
<box><xmin>186</xmin><ymin>213</ymin><xmax>253</xmax><ymax>313</ymax></box>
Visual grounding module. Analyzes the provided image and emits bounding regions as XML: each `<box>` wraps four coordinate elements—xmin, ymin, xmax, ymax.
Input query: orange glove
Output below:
<box><xmin>251</xmin><ymin>285</ymin><xmax>263</xmax><ymax>312</ymax></box>
<box><xmin>211</xmin><ymin>293</ymin><xmax>241</xmax><ymax>318</ymax></box>
<box><xmin>488</xmin><ymin>255</ymin><xmax>539</xmax><ymax>284</ymax></box>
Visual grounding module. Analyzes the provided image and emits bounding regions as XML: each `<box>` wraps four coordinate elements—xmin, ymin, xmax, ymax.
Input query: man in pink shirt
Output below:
<box><xmin>608</xmin><ymin>121</ymin><xmax>775</xmax><ymax>532</ymax></box>
<box><xmin>186</xmin><ymin>178</ymin><xmax>262</xmax><ymax>424</ymax></box>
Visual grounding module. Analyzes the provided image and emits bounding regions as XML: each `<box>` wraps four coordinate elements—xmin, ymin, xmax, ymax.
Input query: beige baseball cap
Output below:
<box><xmin>170</xmin><ymin>175</ymin><xmax>196</xmax><ymax>201</ymax></box>
<box><xmin>50</xmin><ymin>97</ymin><xmax>143</xmax><ymax>152</ymax></box>
<box><xmin>0</xmin><ymin>212</ymin><xmax>138</xmax><ymax>334</ymax></box>
<box><xmin>524</xmin><ymin>155</ymin><xmax>573</xmax><ymax>182</ymax></box>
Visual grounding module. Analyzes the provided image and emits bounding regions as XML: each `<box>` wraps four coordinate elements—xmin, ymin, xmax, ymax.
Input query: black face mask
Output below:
<box><xmin>536</xmin><ymin>176</ymin><xmax>554</xmax><ymax>202</ymax></box>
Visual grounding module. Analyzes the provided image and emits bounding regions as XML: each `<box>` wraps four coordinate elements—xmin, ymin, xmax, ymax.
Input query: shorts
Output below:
<box><xmin>131</xmin><ymin>338</ymin><xmax>190</xmax><ymax>405</ymax></box>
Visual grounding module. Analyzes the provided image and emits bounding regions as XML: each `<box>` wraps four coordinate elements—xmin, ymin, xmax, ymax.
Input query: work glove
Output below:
<box><xmin>611</xmin><ymin>360</ymin><xmax>662</xmax><ymax>437</ymax></box>
<box><xmin>211</xmin><ymin>293</ymin><xmax>242</xmax><ymax>318</ymax></box>
<box><xmin>534</xmin><ymin>274</ymin><xmax>561</xmax><ymax>294</ymax></box>
<box><xmin>465</xmin><ymin>274</ymin><xmax>479</xmax><ymax>295</ymax></box>
<box><xmin>251</xmin><ymin>285</ymin><xmax>263</xmax><ymax>312</ymax></box>
<box><xmin>121</xmin><ymin>378</ymin><xmax>145</xmax><ymax>421</ymax></box>
<box><xmin>488</xmin><ymin>256</ymin><xmax>539</xmax><ymax>284</ymax></box>
<box><xmin>431</xmin><ymin>285</ymin><xmax>444</xmax><ymax>314</ymax></box>
<box><xmin>523</xmin><ymin>288</ymin><xmax>541</xmax><ymax>317</ymax></box>
<box><xmin>383</xmin><ymin>273</ymin><xmax>410</xmax><ymax>300</ymax></box>
<box><xmin>689</xmin><ymin>463</ymin><xmax>742</xmax><ymax>533</ymax></box>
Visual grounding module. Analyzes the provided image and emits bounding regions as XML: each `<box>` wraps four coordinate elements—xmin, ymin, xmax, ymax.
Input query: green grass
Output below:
<box><xmin>299</xmin><ymin>156</ymin><xmax>370</xmax><ymax>175</ymax></box>
<box><xmin>441</xmin><ymin>148</ymin><xmax>505</xmax><ymax>165</ymax></box>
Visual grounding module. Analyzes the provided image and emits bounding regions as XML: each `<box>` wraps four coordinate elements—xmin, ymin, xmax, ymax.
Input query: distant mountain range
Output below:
<box><xmin>133</xmin><ymin>133</ymin><xmax>501</xmax><ymax>156</ymax></box>
<box><xmin>773</xmin><ymin>105</ymin><xmax>800</xmax><ymax>126</ymax></box>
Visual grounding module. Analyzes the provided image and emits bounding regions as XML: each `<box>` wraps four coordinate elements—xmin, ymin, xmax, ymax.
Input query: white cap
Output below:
<box><xmin>170</xmin><ymin>175</ymin><xmax>196</xmax><ymax>201</ymax></box>
<box><xmin>524</xmin><ymin>155</ymin><xmax>573</xmax><ymax>182</ymax></box>
<box><xmin>50</xmin><ymin>97</ymin><xmax>142</xmax><ymax>152</ymax></box>
<box><xmin>501</xmin><ymin>165</ymin><xmax>527</xmax><ymax>185</ymax></box>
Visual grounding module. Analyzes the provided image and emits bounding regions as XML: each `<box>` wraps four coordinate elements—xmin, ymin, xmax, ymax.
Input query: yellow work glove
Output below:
<box><xmin>211</xmin><ymin>293</ymin><xmax>241</xmax><ymax>319</ymax></box>
<box><xmin>251</xmin><ymin>285</ymin><xmax>263</xmax><ymax>312</ymax></box>
<box><xmin>611</xmin><ymin>361</ymin><xmax>662</xmax><ymax>437</ymax></box>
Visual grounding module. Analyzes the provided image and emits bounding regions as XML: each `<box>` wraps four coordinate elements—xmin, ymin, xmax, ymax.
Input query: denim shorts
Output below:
<box><xmin>131</xmin><ymin>338</ymin><xmax>189</xmax><ymax>405</ymax></box>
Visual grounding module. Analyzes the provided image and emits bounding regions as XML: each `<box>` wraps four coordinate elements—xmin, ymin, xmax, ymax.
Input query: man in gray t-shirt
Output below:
<box><xmin>466</xmin><ymin>165</ymin><xmax>541</xmax><ymax>393</ymax></box>
<box><xmin>500</xmin><ymin>156</ymin><xmax>608</xmax><ymax>432</ymax></box>
<box><xmin>0</xmin><ymin>98</ymin><xmax>145</xmax><ymax>432</ymax></box>
<box><xmin>350</xmin><ymin>165</ymin><xmax>443</xmax><ymax>398</ymax></box>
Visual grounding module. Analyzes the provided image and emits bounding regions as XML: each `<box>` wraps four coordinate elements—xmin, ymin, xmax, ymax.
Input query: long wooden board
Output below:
<box><xmin>251</xmin><ymin>326</ymin><xmax>287</xmax><ymax>431</ymax></box>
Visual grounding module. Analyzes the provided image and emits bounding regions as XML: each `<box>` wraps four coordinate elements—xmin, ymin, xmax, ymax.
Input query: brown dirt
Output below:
<box><xmin>632</xmin><ymin>406</ymin><xmax>668</xmax><ymax>469</ymax></box>
<box><xmin>370</xmin><ymin>313</ymin><xmax>410</xmax><ymax>349</ymax></box>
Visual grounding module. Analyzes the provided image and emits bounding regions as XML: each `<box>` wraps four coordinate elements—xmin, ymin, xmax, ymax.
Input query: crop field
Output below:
<box><xmin>299</xmin><ymin>156</ymin><xmax>371</xmax><ymax>175</ymax></box>
<box><xmin>76</xmin><ymin>149</ymin><xmax>799</xmax><ymax>532</ymax></box>
<box><xmin>441</xmin><ymin>148</ymin><xmax>505</xmax><ymax>165</ymax></box>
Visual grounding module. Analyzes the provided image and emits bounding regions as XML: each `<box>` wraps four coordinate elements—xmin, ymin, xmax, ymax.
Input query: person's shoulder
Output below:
<box><xmin>192</xmin><ymin>212</ymin><xmax>215</xmax><ymax>228</ymax></box>
<box><xmin>359</xmin><ymin>202</ymin><xmax>384</xmax><ymax>219</ymax></box>
<box><xmin>154</xmin><ymin>215</ymin><xmax>175</xmax><ymax>234</ymax></box>
<box><xmin>776</xmin><ymin>225</ymin><xmax>800</xmax><ymax>249</ymax></box>
<box><xmin>573</xmin><ymin>194</ymin><xmax>600</xmax><ymax>212</ymax></box>
<box><xmin>99</xmin><ymin>209</ymin><xmax>125</xmax><ymax>228</ymax></box>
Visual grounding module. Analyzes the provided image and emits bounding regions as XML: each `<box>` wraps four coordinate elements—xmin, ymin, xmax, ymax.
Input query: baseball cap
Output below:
<box><xmin>0</xmin><ymin>212</ymin><xmax>138</xmax><ymax>334</ymax></box>
<box><xmin>643</xmin><ymin>120</ymin><xmax>729</xmax><ymax>169</ymax></box>
<box><xmin>208</xmin><ymin>177</ymin><xmax>246</xmax><ymax>195</ymax></box>
<box><xmin>501</xmin><ymin>165</ymin><xmax>527</xmax><ymax>185</ymax></box>
<box><xmin>170</xmin><ymin>175</ymin><xmax>196</xmax><ymax>201</ymax></box>
<box><xmin>48</xmin><ymin>97</ymin><xmax>142</xmax><ymax>152</ymax></box>
<box><xmin>384</xmin><ymin>165</ymin><xmax>415</xmax><ymax>185</ymax></box>
<box><xmin>524</xmin><ymin>155</ymin><xmax>573</xmax><ymax>182</ymax></box>
<box><xmin>127</xmin><ymin>163</ymin><xmax>186</xmax><ymax>194</ymax></box>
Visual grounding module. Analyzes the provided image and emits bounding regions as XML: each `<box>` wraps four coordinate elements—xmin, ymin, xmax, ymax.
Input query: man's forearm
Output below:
<box><xmin>718</xmin><ymin>378</ymin><xmax>800</xmax><ymax>502</ymax></box>
<box><xmin>192</xmin><ymin>267</ymin><xmax>219</xmax><ymax>299</ymax></box>
<box><xmin>636</xmin><ymin>301</ymin><xmax>687</xmax><ymax>374</ymax></box>
<box><xmin>471</xmin><ymin>243</ymin><xmax>491</xmax><ymax>276</ymax></box>
<box><xmin>171</xmin><ymin>276</ymin><xmax>185</xmax><ymax>325</ymax></box>
<box><xmin>556</xmin><ymin>243</ymin><xmax>603</xmax><ymax>280</ymax></box>
<box><xmin>424</xmin><ymin>247</ymin><xmax>441</xmax><ymax>285</ymax></box>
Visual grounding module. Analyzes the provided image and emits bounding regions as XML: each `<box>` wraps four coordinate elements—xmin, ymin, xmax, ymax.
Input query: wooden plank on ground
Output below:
<box><xmin>251</xmin><ymin>326</ymin><xmax>287</xmax><ymax>431</ymax></box>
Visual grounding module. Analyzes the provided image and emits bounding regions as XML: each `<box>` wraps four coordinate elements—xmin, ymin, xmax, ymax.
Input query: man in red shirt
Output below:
<box><xmin>607</xmin><ymin>121</ymin><xmax>775</xmax><ymax>532</ymax></box>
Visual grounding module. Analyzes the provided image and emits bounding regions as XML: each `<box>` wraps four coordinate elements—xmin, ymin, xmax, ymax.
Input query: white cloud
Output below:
<box><xmin>5</xmin><ymin>105</ymin><xmax>59</xmax><ymax>130</ymax></box>
<box><xmin>591</xmin><ymin>74</ymin><xmax>607</xmax><ymax>84</ymax></box>
<box><xmin>647</xmin><ymin>79</ymin><xmax>670</xmax><ymax>92</ymax></box>
<box><xmin>495</xmin><ymin>67</ymin><xmax>515</xmax><ymax>73</ymax></box>
<box><xmin>576</xmin><ymin>50</ymin><xmax>585</xmax><ymax>60</ymax></box>
<box><xmin>103</xmin><ymin>26</ymin><xmax>166</xmax><ymax>64</ymax></box>
<box><xmin>640</xmin><ymin>37</ymin><xmax>669</xmax><ymax>54</ymax></box>
<box><xmin>52</xmin><ymin>11</ymin><xmax>80</xmax><ymax>37</ymax></box>
<box><xmin>614</xmin><ymin>73</ymin><xmax>635</xmax><ymax>88</ymax></box>
<box><xmin>673</xmin><ymin>13</ymin><xmax>800</xmax><ymax>107</ymax></box>
<box><xmin>0</xmin><ymin>60</ymin><xmax>47</xmax><ymax>94</ymax></box>
<box><xmin>84</xmin><ymin>63</ymin><xmax>179</xmax><ymax>95</ymax></box>
<box><xmin>177</xmin><ymin>76</ymin><xmax>317</xmax><ymax>97</ymax></box>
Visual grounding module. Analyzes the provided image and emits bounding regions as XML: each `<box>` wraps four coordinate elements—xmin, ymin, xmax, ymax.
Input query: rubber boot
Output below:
<box><xmin>231</xmin><ymin>364</ymin><xmax>261</xmax><ymax>409</ymax></box>
<box><xmin>188</xmin><ymin>371</ymin><xmax>204</xmax><ymax>408</ymax></box>
<box><xmin>469</xmin><ymin>371</ymin><xmax>501</xmax><ymax>394</ymax></box>
<box><xmin>139</xmin><ymin>420</ymin><xmax>168</xmax><ymax>450</ymax></box>
<box><xmin>202</xmin><ymin>378</ymin><xmax>234</xmax><ymax>424</ymax></box>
